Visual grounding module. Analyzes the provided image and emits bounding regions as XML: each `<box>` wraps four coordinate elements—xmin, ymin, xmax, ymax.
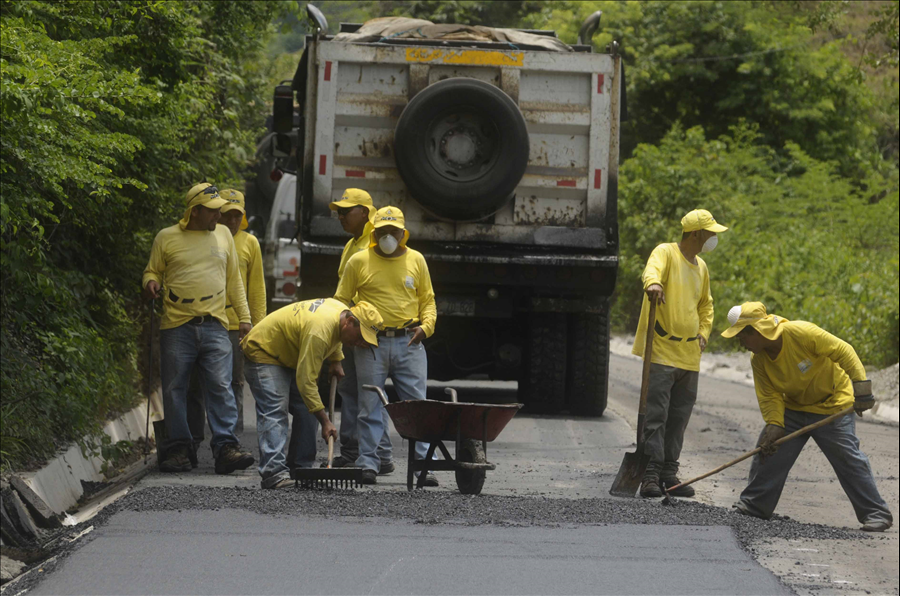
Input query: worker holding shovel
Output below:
<box><xmin>722</xmin><ymin>302</ymin><xmax>893</xmax><ymax>532</ymax></box>
<box><xmin>631</xmin><ymin>209</ymin><xmax>727</xmax><ymax>498</ymax></box>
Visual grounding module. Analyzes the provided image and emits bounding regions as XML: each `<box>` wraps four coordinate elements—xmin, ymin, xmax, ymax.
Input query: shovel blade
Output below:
<box><xmin>609</xmin><ymin>450</ymin><xmax>651</xmax><ymax>497</ymax></box>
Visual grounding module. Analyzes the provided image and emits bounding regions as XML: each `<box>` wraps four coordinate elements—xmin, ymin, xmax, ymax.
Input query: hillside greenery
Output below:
<box><xmin>1</xmin><ymin>0</ymin><xmax>897</xmax><ymax>470</ymax></box>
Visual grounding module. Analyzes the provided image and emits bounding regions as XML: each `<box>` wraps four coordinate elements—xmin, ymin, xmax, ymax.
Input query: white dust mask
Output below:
<box><xmin>378</xmin><ymin>234</ymin><xmax>399</xmax><ymax>254</ymax></box>
<box><xmin>701</xmin><ymin>235</ymin><xmax>718</xmax><ymax>253</ymax></box>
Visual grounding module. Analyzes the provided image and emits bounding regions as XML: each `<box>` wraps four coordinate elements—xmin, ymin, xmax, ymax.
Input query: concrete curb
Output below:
<box><xmin>12</xmin><ymin>390</ymin><xmax>162</xmax><ymax>517</ymax></box>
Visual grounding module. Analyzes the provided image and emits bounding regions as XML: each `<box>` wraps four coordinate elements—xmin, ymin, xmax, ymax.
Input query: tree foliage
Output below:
<box><xmin>0</xmin><ymin>0</ymin><xmax>282</xmax><ymax>470</ymax></box>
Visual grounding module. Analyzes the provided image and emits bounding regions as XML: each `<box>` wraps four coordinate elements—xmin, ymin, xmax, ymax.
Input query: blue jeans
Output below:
<box><xmin>337</xmin><ymin>348</ymin><xmax>360</xmax><ymax>461</ymax></box>
<box><xmin>159</xmin><ymin>321</ymin><xmax>239</xmax><ymax>455</ymax></box>
<box><xmin>739</xmin><ymin>409</ymin><xmax>893</xmax><ymax>524</ymax></box>
<box><xmin>244</xmin><ymin>359</ymin><xmax>318</xmax><ymax>487</ymax></box>
<box><xmin>354</xmin><ymin>335</ymin><xmax>430</xmax><ymax>473</ymax></box>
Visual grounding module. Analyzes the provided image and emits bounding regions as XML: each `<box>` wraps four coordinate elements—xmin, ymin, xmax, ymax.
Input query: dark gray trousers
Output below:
<box><xmin>641</xmin><ymin>363</ymin><xmax>699</xmax><ymax>475</ymax></box>
<box><xmin>188</xmin><ymin>329</ymin><xmax>244</xmax><ymax>450</ymax></box>
<box><xmin>738</xmin><ymin>409</ymin><xmax>892</xmax><ymax>524</ymax></box>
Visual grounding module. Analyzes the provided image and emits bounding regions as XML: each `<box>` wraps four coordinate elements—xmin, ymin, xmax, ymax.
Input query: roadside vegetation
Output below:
<box><xmin>1</xmin><ymin>0</ymin><xmax>897</xmax><ymax>471</ymax></box>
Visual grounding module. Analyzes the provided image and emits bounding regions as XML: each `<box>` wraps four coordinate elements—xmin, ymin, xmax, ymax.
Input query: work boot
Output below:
<box><xmin>266</xmin><ymin>477</ymin><xmax>294</xmax><ymax>490</ymax></box>
<box><xmin>159</xmin><ymin>446</ymin><xmax>192</xmax><ymax>473</ymax></box>
<box><xmin>661</xmin><ymin>474</ymin><xmax>695</xmax><ymax>497</ymax></box>
<box><xmin>323</xmin><ymin>454</ymin><xmax>356</xmax><ymax>468</ymax></box>
<box><xmin>361</xmin><ymin>469</ymin><xmax>377</xmax><ymax>485</ymax></box>
<box><xmin>861</xmin><ymin>519</ymin><xmax>892</xmax><ymax>532</ymax></box>
<box><xmin>423</xmin><ymin>473</ymin><xmax>438</xmax><ymax>487</ymax></box>
<box><xmin>639</xmin><ymin>471</ymin><xmax>662</xmax><ymax>498</ymax></box>
<box><xmin>214</xmin><ymin>444</ymin><xmax>254</xmax><ymax>475</ymax></box>
<box><xmin>379</xmin><ymin>460</ymin><xmax>395</xmax><ymax>475</ymax></box>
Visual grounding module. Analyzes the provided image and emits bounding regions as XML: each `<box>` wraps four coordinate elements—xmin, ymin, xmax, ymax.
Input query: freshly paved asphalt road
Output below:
<box><xmin>28</xmin><ymin>511</ymin><xmax>789</xmax><ymax>596</ymax></box>
<box><xmin>15</xmin><ymin>354</ymin><xmax>897</xmax><ymax>595</ymax></box>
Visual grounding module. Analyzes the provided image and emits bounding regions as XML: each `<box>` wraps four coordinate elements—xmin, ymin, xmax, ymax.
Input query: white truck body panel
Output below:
<box><xmin>306</xmin><ymin>42</ymin><xmax>617</xmax><ymax>247</ymax></box>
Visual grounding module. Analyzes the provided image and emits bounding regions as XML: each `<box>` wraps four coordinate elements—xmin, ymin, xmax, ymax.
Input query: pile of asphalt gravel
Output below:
<box><xmin>107</xmin><ymin>485</ymin><xmax>858</xmax><ymax>547</ymax></box>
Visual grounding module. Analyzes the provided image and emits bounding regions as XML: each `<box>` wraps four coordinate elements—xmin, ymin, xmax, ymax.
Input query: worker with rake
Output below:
<box><xmin>722</xmin><ymin>302</ymin><xmax>893</xmax><ymax>532</ymax></box>
<box><xmin>335</xmin><ymin>206</ymin><xmax>438</xmax><ymax>486</ymax></box>
<box><xmin>242</xmin><ymin>300</ymin><xmax>383</xmax><ymax>489</ymax></box>
<box><xmin>632</xmin><ymin>209</ymin><xmax>728</xmax><ymax>498</ymax></box>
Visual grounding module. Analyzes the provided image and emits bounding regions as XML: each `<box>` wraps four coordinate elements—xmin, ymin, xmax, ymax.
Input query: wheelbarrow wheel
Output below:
<box><xmin>455</xmin><ymin>439</ymin><xmax>487</xmax><ymax>495</ymax></box>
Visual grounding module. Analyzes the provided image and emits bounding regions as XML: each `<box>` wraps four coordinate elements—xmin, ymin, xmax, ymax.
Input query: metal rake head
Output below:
<box><xmin>290</xmin><ymin>467</ymin><xmax>364</xmax><ymax>489</ymax></box>
<box><xmin>294</xmin><ymin>477</ymin><xmax>362</xmax><ymax>490</ymax></box>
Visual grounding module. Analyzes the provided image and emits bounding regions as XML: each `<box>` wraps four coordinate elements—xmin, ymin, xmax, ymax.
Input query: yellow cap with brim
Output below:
<box><xmin>369</xmin><ymin>205</ymin><xmax>410</xmax><ymax>247</ymax></box>
<box><xmin>350</xmin><ymin>301</ymin><xmax>383</xmax><ymax>346</ymax></box>
<box><xmin>179</xmin><ymin>183</ymin><xmax>226</xmax><ymax>229</ymax></box>
<box><xmin>330</xmin><ymin>188</ymin><xmax>376</xmax><ymax>221</ymax></box>
<box><xmin>721</xmin><ymin>302</ymin><xmax>788</xmax><ymax>340</ymax></box>
<box><xmin>220</xmin><ymin>189</ymin><xmax>246</xmax><ymax>214</ymax></box>
<box><xmin>682</xmin><ymin>209</ymin><xmax>728</xmax><ymax>233</ymax></box>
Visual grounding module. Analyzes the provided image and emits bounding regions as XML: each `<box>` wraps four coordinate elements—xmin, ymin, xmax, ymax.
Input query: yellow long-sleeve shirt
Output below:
<box><xmin>334</xmin><ymin>248</ymin><xmax>437</xmax><ymax>337</ymax></box>
<box><xmin>750</xmin><ymin>320</ymin><xmax>866</xmax><ymax>427</ymax></box>
<box><xmin>338</xmin><ymin>222</ymin><xmax>375</xmax><ymax>280</ymax></box>
<box><xmin>142</xmin><ymin>224</ymin><xmax>250</xmax><ymax>331</ymax></box>
<box><xmin>631</xmin><ymin>243</ymin><xmax>713</xmax><ymax>372</ymax></box>
<box><xmin>225</xmin><ymin>231</ymin><xmax>266</xmax><ymax>330</ymax></box>
<box><xmin>241</xmin><ymin>298</ymin><xmax>347</xmax><ymax>414</ymax></box>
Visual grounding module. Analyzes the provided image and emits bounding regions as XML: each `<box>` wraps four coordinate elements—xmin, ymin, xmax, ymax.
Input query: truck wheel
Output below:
<box><xmin>455</xmin><ymin>438</ymin><xmax>487</xmax><ymax>495</ymax></box>
<box><xmin>394</xmin><ymin>78</ymin><xmax>529</xmax><ymax>221</ymax></box>
<box><xmin>519</xmin><ymin>313</ymin><xmax>567</xmax><ymax>414</ymax></box>
<box><xmin>566</xmin><ymin>310</ymin><xmax>610</xmax><ymax>416</ymax></box>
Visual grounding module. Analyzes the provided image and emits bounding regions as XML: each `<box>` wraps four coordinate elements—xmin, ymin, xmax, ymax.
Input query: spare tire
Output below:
<box><xmin>394</xmin><ymin>78</ymin><xmax>529</xmax><ymax>221</ymax></box>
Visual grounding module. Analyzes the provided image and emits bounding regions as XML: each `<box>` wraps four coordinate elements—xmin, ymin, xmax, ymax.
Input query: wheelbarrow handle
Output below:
<box><xmin>444</xmin><ymin>388</ymin><xmax>458</xmax><ymax>403</ymax></box>
<box><xmin>363</xmin><ymin>384</ymin><xmax>390</xmax><ymax>407</ymax></box>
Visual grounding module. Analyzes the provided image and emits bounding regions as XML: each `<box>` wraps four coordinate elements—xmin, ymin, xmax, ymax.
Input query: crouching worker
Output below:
<box><xmin>241</xmin><ymin>299</ymin><xmax>383</xmax><ymax>489</ymax></box>
<box><xmin>721</xmin><ymin>302</ymin><xmax>893</xmax><ymax>532</ymax></box>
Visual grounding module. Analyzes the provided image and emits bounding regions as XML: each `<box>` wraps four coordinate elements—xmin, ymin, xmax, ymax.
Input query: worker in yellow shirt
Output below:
<box><xmin>242</xmin><ymin>299</ymin><xmax>383</xmax><ymax>489</ymax></box>
<box><xmin>632</xmin><ymin>209</ymin><xmax>727</xmax><ymax>498</ymax></box>
<box><xmin>722</xmin><ymin>302</ymin><xmax>893</xmax><ymax>532</ymax></box>
<box><xmin>142</xmin><ymin>183</ymin><xmax>255</xmax><ymax>475</ymax></box>
<box><xmin>334</xmin><ymin>206</ymin><xmax>437</xmax><ymax>485</ymax></box>
<box><xmin>186</xmin><ymin>189</ymin><xmax>265</xmax><ymax>459</ymax></box>
<box><xmin>323</xmin><ymin>189</ymin><xmax>380</xmax><ymax>470</ymax></box>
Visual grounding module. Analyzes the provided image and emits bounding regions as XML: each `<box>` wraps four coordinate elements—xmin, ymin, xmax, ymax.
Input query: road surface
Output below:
<box><xmin>15</xmin><ymin>354</ymin><xmax>898</xmax><ymax>595</ymax></box>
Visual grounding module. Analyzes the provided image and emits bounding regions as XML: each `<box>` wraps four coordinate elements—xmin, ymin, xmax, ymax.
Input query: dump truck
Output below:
<box><xmin>266</xmin><ymin>7</ymin><xmax>622</xmax><ymax>415</ymax></box>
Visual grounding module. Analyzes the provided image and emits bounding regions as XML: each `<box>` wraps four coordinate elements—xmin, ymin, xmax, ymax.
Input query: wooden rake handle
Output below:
<box><xmin>665</xmin><ymin>405</ymin><xmax>855</xmax><ymax>494</ymax></box>
<box><xmin>326</xmin><ymin>375</ymin><xmax>338</xmax><ymax>469</ymax></box>
<box><xmin>636</xmin><ymin>298</ymin><xmax>657</xmax><ymax>445</ymax></box>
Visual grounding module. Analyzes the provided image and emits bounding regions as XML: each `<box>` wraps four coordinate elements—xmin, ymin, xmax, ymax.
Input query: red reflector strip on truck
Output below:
<box><xmin>557</xmin><ymin>180</ymin><xmax>576</xmax><ymax>187</ymax></box>
<box><xmin>319</xmin><ymin>155</ymin><xmax>327</xmax><ymax>175</ymax></box>
<box><xmin>597</xmin><ymin>74</ymin><xmax>604</xmax><ymax>94</ymax></box>
<box><xmin>594</xmin><ymin>169</ymin><xmax>602</xmax><ymax>189</ymax></box>
<box><xmin>324</xmin><ymin>61</ymin><xmax>332</xmax><ymax>81</ymax></box>
<box><xmin>346</xmin><ymin>170</ymin><xmax>365</xmax><ymax>178</ymax></box>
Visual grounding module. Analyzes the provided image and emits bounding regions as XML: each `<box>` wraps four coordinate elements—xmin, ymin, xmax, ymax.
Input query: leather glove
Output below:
<box><xmin>853</xmin><ymin>380</ymin><xmax>875</xmax><ymax>417</ymax></box>
<box><xmin>757</xmin><ymin>424</ymin><xmax>786</xmax><ymax>459</ymax></box>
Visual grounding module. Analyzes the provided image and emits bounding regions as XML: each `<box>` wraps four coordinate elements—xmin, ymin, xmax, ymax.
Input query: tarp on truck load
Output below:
<box><xmin>333</xmin><ymin>17</ymin><xmax>572</xmax><ymax>52</ymax></box>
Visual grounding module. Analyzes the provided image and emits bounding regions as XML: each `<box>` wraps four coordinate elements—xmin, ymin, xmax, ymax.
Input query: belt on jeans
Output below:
<box><xmin>378</xmin><ymin>326</ymin><xmax>418</xmax><ymax>338</ymax></box>
<box><xmin>188</xmin><ymin>314</ymin><xmax>217</xmax><ymax>325</ymax></box>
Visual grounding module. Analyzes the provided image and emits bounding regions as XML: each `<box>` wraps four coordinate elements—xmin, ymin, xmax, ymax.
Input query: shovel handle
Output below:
<box><xmin>327</xmin><ymin>375</ymin><xmax>338</xmax><ymax>469</ymax></box>
<box><xmin>665</xmin><ymin>405</ymin><xmax>855</xmax><ymax>494</ymax></box>
<box><xmin>636</xmin><ymin>298</ymin><xmax>657</xmax><ymax>445</ymax></box>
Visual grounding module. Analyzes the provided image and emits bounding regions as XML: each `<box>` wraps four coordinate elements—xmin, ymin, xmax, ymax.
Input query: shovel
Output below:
<box><xmin>609</xmin><ymin>297</ymin><xmax>657</xmax><ymax>497</ymax></box>
<box><xmin>662</xmin><ymin>404</ymin><xmax>856</xmax><ymax>503</ymax></box>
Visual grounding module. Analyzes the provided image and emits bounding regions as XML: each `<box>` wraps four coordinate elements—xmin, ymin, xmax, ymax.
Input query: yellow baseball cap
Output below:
<box><xmin>721</xmin><ymin>302</ymin><xmax>788</xmax><ymax>340</ymax></box>
<box><xmin>330</xmin><ymin>188</ymin><xmax>375</xmax><ymax>220</ymax></box>
<box><xmin>349</xmin><ymin>301</ymin><xmax>383</xmax><ymax>346</ymax></box>
<box><xmin>682</xmin><ymin>209</ymin><xmax>728</xmax><ymax>233</ymax></box>
<box><xmin>180</xmin><ymin>183</ymin><xmax>226</xmax><ymax>229</ymax></box>
<box><xmin>219</xmin><ymin>189</ymin><xmax>249</xmax><ymax>230</ymax></box>
<box><xmin>369</xmin><ymin>206</ymin><xmax>410</xmax><ymax>247</ymax></box>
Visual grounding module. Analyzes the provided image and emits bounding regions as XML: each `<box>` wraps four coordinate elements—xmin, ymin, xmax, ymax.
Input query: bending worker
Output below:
<box><xmin>242</xmin><ymin>298</ymin><xmax>383</xmax><ymax>489</ymax></box>
<box><xmin>142</xmin><ymin>183</ymin><xmax>255</xmax><ymax>475</ymax></box>
<box><xmin>632</xmin><ymin>209</ymin><xmax>727</xmax><ymax>498</ymax></box>
<box><xmin>334</xmin><ymin>206</ymin><xmax>437</xmax><ymax>486</ymax></box>
<box><xmin>721</xmin><ymin>302</ymin><xmax>893</xmax><ymax>532</ymax></box>
<box><xmin>323</xmin><ymin>189</ymin><xmax>378</xmax><ymax>470</ymax></box>
<box><xmin>187</xmin><ymin>189</ymin><xmax>266</xmax><ymax>460</ymax></box>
